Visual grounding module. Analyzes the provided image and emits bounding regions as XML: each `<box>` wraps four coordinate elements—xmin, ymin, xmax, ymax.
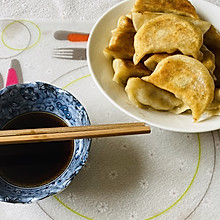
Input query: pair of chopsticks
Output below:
<box><xmin>0</xmin><ymin>122</ymin><xmax>151</xmax><ymax>145</ymax></box>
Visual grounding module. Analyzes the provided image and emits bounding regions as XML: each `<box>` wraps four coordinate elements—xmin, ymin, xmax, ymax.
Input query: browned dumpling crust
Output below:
<box><xmin>133</xmin><ymin>14</ymin><xmax>203</xmax><ymax>65</ymax></box>
<box><xmin>132</xmin><ymin>12</ymin><xmax>211</xmax><ymax>33</ymax></box>
<box><xmin>143</xmin><ymin>55</ymin><xmax>215</xmax><ymax>121</ymax></box>
<box><xmin>131</xmin><ymin>0</ymin><xmax>200</xmax><ymax>19</ymax></box>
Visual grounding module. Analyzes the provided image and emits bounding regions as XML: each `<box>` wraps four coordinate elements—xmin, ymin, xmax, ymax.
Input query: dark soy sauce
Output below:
<box><xmin>0</xmin><ymin>112</ymin><xmax>74</xmax><ymax>187</ymax></box>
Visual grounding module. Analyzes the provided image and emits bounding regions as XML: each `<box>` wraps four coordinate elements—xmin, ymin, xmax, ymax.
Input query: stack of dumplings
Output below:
<box><xmin>103</xmin><ymin>0</ymin><xmax>220</xmax><ymax>122</ymax></box>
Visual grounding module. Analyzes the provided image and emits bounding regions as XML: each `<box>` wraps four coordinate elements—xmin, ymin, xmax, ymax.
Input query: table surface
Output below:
<box><xmin>0</xmin><ymin>0</ymin><xmax>220</xmax><ymax>220</ymax></box>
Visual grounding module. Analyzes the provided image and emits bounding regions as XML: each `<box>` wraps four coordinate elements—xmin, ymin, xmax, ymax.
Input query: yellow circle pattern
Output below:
<box><xmin>54</xmin><ymin>75</ymin><xmax>202</xmax><ymax>220</ymax></box>
<box><xmin>1</xmin><ymin>20</ymin><xmax>41</xmax><ymax>51</ymax></box>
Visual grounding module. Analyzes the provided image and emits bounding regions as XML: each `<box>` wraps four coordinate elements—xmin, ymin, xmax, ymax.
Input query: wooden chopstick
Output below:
<box><xmin>0</xmin><ymin>122</ymin><xmax>150</xmax><ymax>145</ymax></box>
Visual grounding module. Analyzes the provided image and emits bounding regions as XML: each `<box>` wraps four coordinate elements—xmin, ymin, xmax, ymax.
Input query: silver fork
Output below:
<box><xmin>52</xmin><ymin>48</ymin><xmax>87</xmax><ymax>60</ymax></box>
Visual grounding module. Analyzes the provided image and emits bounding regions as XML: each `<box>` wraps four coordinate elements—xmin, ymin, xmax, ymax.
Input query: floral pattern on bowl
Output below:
<box><xmin>0</xmin><ymin>82</ymin><xmax>91</xmax><ymax>203</ymax></box>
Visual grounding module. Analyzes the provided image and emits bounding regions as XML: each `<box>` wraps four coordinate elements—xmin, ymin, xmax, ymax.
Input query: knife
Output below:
<box><xmin>54</xmin><ymin>30</ymin><xmax>89</xmax><ymax>42</ymax></box>
<box><xmin>0</xmin><ymin>73</ymin><xmax>3</xmax><ymax>89</ymax></box>
<box><xmin>6</xmin><ymin>59</ymin><xmax>23</xmax><ymax>87</ymax></box>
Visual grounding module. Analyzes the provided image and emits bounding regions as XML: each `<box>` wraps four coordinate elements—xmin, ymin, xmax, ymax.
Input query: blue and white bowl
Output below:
<box><xmin>0</xmin><ymin>82</ymin><xmax>91</xmax><ymax>203</ymax></box>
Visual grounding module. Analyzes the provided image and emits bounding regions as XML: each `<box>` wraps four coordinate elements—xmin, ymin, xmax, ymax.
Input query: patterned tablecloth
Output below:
<box><xmin>0</xmin><ymin>0</ymin><xmax>220</xmax><ymax>220</ymax></box>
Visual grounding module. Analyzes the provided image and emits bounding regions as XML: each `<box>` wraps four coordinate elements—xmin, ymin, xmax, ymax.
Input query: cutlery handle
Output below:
<box><xmin>67</xmin><ymin>33</ymin><xmax>89</xmax><ymax>42</ymax></box>
<box><xmin>54</xmin><ymin>31</ymin><xmax>89</xmax><ymax>42</ymax></box>
<box><xmin>6</xmin><ymin>68</ymin><xmax>18</xmax><ymax>87</ymax></box>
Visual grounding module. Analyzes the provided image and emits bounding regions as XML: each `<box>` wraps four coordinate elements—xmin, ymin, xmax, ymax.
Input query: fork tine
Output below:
<box><xmin>53</xmin><ymin>48</ymin><xmax>76</xmax><ymax>50</ymax></box>
<box><xmin>52</xmin><ymin>48</ymin><xmax>87</xmax><ymax>60</ymax></box>
<box><xmin>53</xmin><ymin>56</ymin><xmax>74</xmax><ymax>60</ymax></box>
<box><xmin>52</xmin><ymin>48</ymin><xmax>74</xmax><ymax>55</ymax></box>
<box><xmin>53</xmin><ymin>51</ymin><xmax>73</xmax><ymax>55</ymax></box>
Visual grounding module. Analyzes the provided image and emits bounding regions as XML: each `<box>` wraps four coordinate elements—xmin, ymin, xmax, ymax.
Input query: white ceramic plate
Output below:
<box><xmin>87</xmin><ymin>0</ymin><xmax>220</xmax><ymax>133</ymax></box>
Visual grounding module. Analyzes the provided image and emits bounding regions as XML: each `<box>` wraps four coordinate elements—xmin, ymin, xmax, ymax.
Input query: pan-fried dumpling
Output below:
<box><xmin>142</xmin><ymin>55</ymin><xmax>215</xmax><ymax>121</ymax></box>
<box><xmin>144</xmin><ymin>46</ymin><xmax>215</xmax><ymax>73</ymax></box>
<box><xmin>205</xmin><ymin>88</ymin><xmax>220</xmax><ymax>116</ymax></box>
<box><xmin>117</xmin><ymin>15</ymin><xmax>135</xmax><ymax>31</ymax></box>
<box><xmin>204</xmin><ymin>25</ymin><xmax>220</xmax><ymax>87</ymax></box>
<box><xmin>144</xmin><ymin>53</ymin><xmax>170</xmax><ymax>71</ymax></box>
<box><xmin>133</xmin><ymin>14</ymin><xmax>203</xmax><ymax>64</ymax></box>
<box><xmin>125</xmin><ymin>77</ymin><xmax>183</xmax><ymax>110</ymax></box>
<box><xmin>200</xmin><ymin>45</ymin><xmax>216</xmax><ymax>79</ymax></box>
<box><xmin>132</xmin><ymin>12</ymin><xmax>211</xmax><ymax>33</ymax></box>
<box><xmin>214</xmin><ymin>88</ymin><xmax>220</xmax><ymax>102</ymax></box>
<box><xmin>103</xmin><ymin>31</ymin><xmax>135</xmax><ymax>59</ymax></box>
<box><xmin>113</xmin><ymin>59</ymin><xmax>151</xmax><ymax>86</ymax></box>
<box><xmin>132</xmin><ymin>12</ymin><xmax>160</xmax><ymax>31</ymax></box>
<box><xmin>131</xmin><ymin>0</ymin><xmax>199</xmax><ymax>19</ymax></box>
<box><xmin>103</xmin><ymin>16</ymin><xmax>135</xmax><ymax>59</ymax></box>
<box><xmin>187</xmin><ymin>18</ymin><xmax>211</xmax><ymax>35</ymax></box>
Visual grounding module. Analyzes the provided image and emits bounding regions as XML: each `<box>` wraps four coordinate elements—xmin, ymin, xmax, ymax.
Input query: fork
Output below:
<box><xmin>52</xmin><ymin>48</ymin><xmax>87</xmax><ymax>60</ymax></box>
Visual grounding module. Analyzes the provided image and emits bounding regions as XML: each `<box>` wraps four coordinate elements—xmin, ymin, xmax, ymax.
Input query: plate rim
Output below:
<box><xmin>87</xmin><ymin>0</ymin><xmax>220</xmax><ymax>133</ymax></box>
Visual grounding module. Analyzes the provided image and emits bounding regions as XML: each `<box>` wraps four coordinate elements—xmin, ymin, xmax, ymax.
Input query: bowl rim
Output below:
<box><xmin>0</xmin><ymin>82</ymin><xmax>91</xmax><ymax>203</ymax></box>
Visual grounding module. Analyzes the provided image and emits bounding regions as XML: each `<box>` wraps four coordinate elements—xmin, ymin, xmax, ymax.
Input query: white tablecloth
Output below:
<box><xmin>0</xmin><ymin>0</ymin><xmax>220</xmax><ymax>220</ymax></box>
<box><xmin>1</xmin><ymin>0</ymin><xmax>219</xmax><ymax>21</ymax></box>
